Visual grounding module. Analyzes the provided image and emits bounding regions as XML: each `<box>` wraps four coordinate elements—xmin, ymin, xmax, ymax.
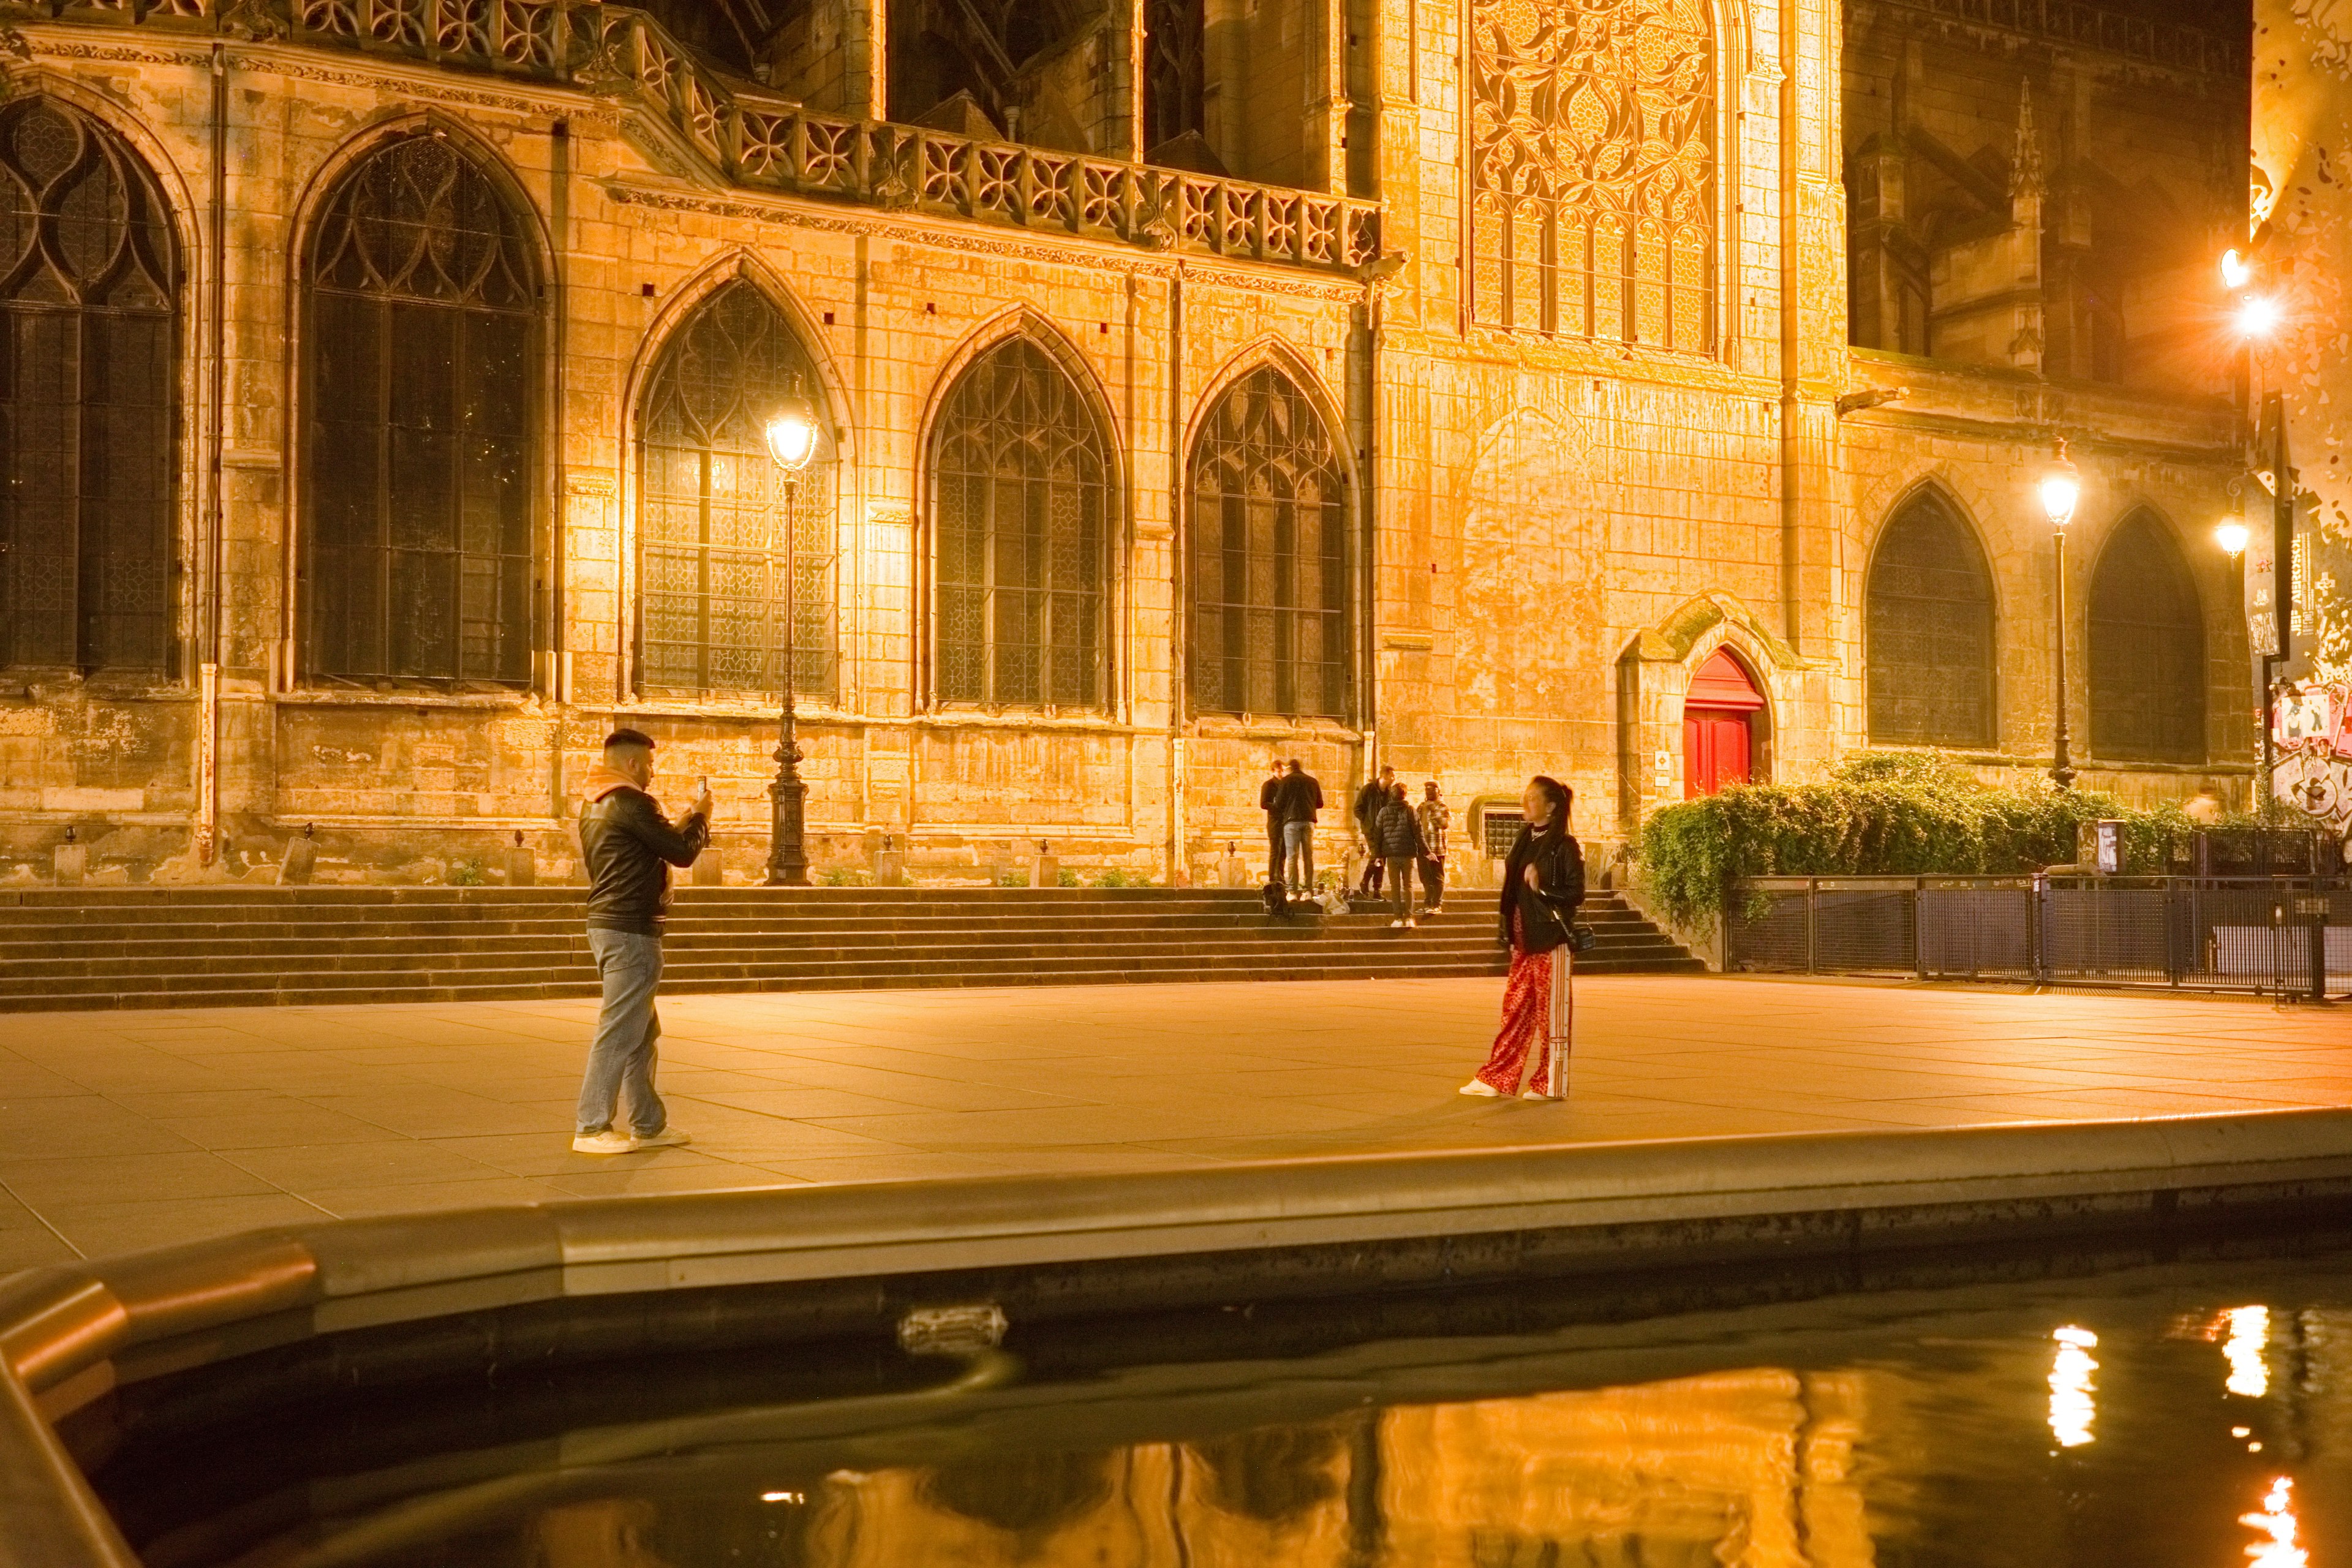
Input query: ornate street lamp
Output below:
<box><xmin>2039</xmin><ymin>437</ymin><xmax>2081</xmax><ymax>791</ymax></box>
<box><xmin>762</xmin><ymin>380</ymin><xmax>822</xmax><ymax>886</ymax></box>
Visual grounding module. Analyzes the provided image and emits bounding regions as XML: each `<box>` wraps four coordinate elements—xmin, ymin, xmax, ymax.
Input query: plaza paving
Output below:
<box><xmin>0</xmin><ymin>974</ymin><xmax>2345</xmax><ymax>1268</ymax></box>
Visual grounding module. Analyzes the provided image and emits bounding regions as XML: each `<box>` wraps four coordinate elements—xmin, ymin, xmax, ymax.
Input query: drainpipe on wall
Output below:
<box><xmin>547</xmin><ymin>116</ymin><xmax>570</xmax><ymax>827</ymax></box>
<box><xmin>1777</xmin><ymin>0</ymin><xmax>1803</xmax><ymax>652</ymax></box>
<box><xmin>1164</xmin><ymin>265</ymin><xmax>1185</xmax><ymax>882</ymax></box>
<box><xmin>197</xmin><ymin>42</ymin><xmax>228</xmax><ymax>864</ymax></box>
<box><xmin>1355</xmin><ymin>272</ymin><xmax>1381</xmax><ymax>787</ymax></box>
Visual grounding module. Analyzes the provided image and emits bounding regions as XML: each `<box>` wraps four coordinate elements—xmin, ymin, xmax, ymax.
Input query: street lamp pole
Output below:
<box><xmin>2040</xmin><ymin>437</ymin><xmax>2081</xmax><ymax>791</ymax></box>
<box><xmin>763</xmin><ymin>382</ymin><xmax>821</xmax><ymax>887</ymax></box>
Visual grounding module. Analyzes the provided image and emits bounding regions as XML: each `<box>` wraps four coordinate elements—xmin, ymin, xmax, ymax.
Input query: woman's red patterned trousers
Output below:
<box><xmin>1474</xmin><ymin>943</ymin><xmax>1572</xmax><ymax>1096</ymax></box>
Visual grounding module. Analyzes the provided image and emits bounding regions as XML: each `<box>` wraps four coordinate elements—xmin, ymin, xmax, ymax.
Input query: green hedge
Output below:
<box><xmin>1636</xmin><ymin>751</ymin><xmax>2222</xmax><ymax>929</ymax></box>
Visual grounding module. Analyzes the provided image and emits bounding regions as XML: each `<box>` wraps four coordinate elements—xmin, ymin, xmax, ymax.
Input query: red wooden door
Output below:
<box><xmin>1684</xmin><ymin>709</ymin><xmax>1753</xmax><ymax>797</ymax></box>
<box><xmin>1683</xmin><ymin>649</ymin><xmax>1764</xmax><ymax>797</ymax></box>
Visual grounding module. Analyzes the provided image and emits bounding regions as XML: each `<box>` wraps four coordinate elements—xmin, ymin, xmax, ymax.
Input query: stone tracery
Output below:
<box><xmin>1469</xmin><ymin>0</ymin><xmax>1716</xmax><ymax>352</ymax></box>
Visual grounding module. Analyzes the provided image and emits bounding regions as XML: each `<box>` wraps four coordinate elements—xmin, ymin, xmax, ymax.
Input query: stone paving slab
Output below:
<box><xmin>0</xmin><ymin>974</ymin><xmax>2345</xmax><ymax>1265</ymax></box>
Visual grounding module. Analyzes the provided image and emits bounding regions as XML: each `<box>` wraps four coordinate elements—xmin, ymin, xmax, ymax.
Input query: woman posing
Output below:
<box><xmin>1461</xmin><ymin>775</ymin><xmax>1584</xmax><ymax>1099</ymax></box>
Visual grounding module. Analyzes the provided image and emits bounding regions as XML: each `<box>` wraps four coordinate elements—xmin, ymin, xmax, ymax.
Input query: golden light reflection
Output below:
<box><xmin>2240</xmin><ymin>1477</ymin><xmax>2307</xmax><ymax>1568</ymax></box>
<box><xmin>2048</xmin><ymin>1327</ymin><xmax>2098</xmax><ymax>1449</ymax></box>
<box><xmin>2226</xmin><ymin>1306</ymin><xmax>2272</xmax><ymax>1399</ymax></box>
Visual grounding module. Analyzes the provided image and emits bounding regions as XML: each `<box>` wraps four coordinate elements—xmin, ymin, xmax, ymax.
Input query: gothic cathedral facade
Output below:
<box><xmin>0</xmin><ymin>0</ymin><xmax>2253</xmax><ymax>883</ymax></box>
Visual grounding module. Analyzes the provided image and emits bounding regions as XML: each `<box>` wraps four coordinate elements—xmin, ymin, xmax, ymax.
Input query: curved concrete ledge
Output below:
<box><xmin>6</xmin><ymin>1106</ymin><xmax>2352</xmax><ymax>1568</ymax></box>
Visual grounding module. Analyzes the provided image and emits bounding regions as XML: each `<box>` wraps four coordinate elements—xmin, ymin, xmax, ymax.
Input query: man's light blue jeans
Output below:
<box><xmin>577</xmin><ymin>929</ymin><xmax>668</xmax><ymax>1137</ymax></box>
<box><xmin>1282</xmin><ymin>820</ymin><xmax>1315</xmax><ymax>892</ymax></box>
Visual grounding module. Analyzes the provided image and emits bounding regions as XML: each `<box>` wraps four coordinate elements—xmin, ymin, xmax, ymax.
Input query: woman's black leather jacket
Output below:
<box><xmin>1497</xmin><ymin>823</ymin><xmax>1585</xmax><ymax>954</ymax></box>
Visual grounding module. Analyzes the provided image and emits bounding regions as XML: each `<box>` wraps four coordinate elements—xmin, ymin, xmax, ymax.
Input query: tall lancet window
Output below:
<box><xmin>1187</xmin><ymin>366</ymin><xmax>1350</xmax><ymax>719</ymax></box>
<box><xmin>1866</xmin><ymin>490</ymin><xmax>1997</xmax><ymax>747</ymax></box>
<box><xmin>303</xmin><ymin>132</ymin><xmax>540</xmax><ymax>687</ymax></box>
<box><xmin>637</xmin><ymin>279</ymin><xmax>837</xmax><ymax>701</ymax></box>
<box><xmin>930</xmin><ymin>337</ymin><xmax>1114</xmax><ymax>711</ymax></box>
<box><xmin>2090</xmin><ymin>511</ymin><xmax>2205</xmax><ymax>763</ymax></box>
<box><xmin>0</xmin><ymin>97</ymin><xmax>179</xmax><ymax>674</ymax></box>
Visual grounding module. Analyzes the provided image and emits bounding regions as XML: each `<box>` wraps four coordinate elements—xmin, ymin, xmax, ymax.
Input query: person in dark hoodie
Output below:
<box><xmin>1371</xmin><ymin>778</ymin><xmax>1426</xmax><ymax>928</ymax></box>
<box><xmin>1461</xmin><ymin>775</ymin><xmax>1584</xmax><ymax>1100</ymax></box>
<box><xmin>571</xmin><ymin>728</ymin><xmax>711</xmax><ymax>1155</ymax></box>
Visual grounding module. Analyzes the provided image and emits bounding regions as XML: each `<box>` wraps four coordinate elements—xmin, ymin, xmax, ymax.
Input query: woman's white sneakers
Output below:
<box><xmin>1458</xmin><ymin>1079</ymin><xmax>1501</xmax><ymax>1096</ymax></box>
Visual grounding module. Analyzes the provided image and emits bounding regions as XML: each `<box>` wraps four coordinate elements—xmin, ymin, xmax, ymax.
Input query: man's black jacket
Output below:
<box><xmin>1273</xmin><ymin>771</ymin><xmax>1323</xmax><ymax>823</ymax></box>
<box><xmin>581</xmin><ymin>778</ymin><xmax>709</xmax><ymax>937</ymax></box>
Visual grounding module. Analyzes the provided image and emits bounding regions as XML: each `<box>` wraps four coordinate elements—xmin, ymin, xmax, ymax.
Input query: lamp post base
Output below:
<box><xmin>766</xmin><ymin>733</ymin><xmax>808</xmax><ymax>888</ymax></box>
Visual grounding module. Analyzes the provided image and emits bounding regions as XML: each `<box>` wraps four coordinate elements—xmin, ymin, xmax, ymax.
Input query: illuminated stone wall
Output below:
<box><xmin>0</xmin><ymin>0</ymin><xmax>2255</xmax><ymax>889</ymax></box>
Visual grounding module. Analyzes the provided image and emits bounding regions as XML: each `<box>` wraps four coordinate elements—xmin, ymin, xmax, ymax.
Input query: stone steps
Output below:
<box><xmin>0</xmin><ymin>888</ymin><xmax>1704</xmax><ymax>1011</ymax></box>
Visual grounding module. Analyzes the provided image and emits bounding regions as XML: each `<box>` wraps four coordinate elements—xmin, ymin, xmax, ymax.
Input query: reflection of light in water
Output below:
<box><xmin>2048</xmin><ymin>1326</ymin><xmax>2098</xmax><ymax>1448</ymax></box>
<box><xmin>2241</xmin><ymin>1477</ymin><xmax>2306</xmax><ymax>1568</ymax></box>
<box><xmin>2226</xmin><ymin>1306</ymin><xmax>2272</xmax><ymax>1398</ymax></box>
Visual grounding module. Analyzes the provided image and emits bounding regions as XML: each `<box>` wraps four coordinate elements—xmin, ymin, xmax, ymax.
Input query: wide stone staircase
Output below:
<box><xmin>0</xmin><ymin>886</ymin><xmax>1705</xmax><ymax>1012</ymax></box>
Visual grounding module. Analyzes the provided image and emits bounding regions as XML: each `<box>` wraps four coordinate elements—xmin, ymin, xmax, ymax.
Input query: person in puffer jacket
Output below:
<box><xmin>571</xmin><ymin>728</ymin><xmax>710</xmax><ymax>1155</ymax></box>
<box><xmin>1371</xmin><ymin>778</ymin><xmax>1427</xmax><ymax>929</ymax></box>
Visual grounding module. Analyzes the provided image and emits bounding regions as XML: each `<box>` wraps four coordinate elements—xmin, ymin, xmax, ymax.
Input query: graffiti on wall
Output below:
<box><xmin>2275</xmin><ymin>681</ymin><xmax>2352</xmax><ymax>837</ymax></box>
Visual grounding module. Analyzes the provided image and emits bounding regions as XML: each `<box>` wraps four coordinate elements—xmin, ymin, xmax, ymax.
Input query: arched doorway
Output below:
<box><xmin>1684</xmin><ymin>649</ymin><xmax>1764</xmax><ymax>797</ymax></box>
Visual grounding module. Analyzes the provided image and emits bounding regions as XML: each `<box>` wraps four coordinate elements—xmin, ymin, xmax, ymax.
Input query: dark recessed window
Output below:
<box><xmin>0</xmin><ymin>97</ymin><xmax>179</xmax><ymax>675</ymax></box>
<box><xmin>2090</xmin><ymin>510</ymin><xmax>2206</xmax><ymax>763</ymax></box>
<box><xmin>302</xmin><ymin>134</ymin><xmax>540</xmax><ymax>688</ymax></box>
<box><xmin>636</xmin><ymin>279</ymin><xmax>835</xmax><ymax>701</ymax></box>
<box><xmin>930</xmin><ymin>337</ymin><xmax>1113</xmax><ymax>711</ymax></box>
<box><xmin>1187</xmin><ymin>365</ymin><xmax>1350</xmax><ymax>720</ymax></box>
<box><xmin>1866</xmin><ymin>489</ymin><xmax>1996</xmax><ymax>748</ymax></box>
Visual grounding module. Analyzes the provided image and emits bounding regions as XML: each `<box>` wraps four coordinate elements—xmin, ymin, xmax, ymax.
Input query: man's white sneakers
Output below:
<box><xmin>570</xmin><ymin>1130</ymin><xmax>634</xmax><ymax>1155</ymax></box>
<box><xmin>1458</xmin><ymin>1079</ymin><xmax>1501</xmax><ymax>1096</ymax></box>
<box><xmin>570</xmin><ymin>1128</ymin><xmax>694</xmax><ymax>1155</ymax></box>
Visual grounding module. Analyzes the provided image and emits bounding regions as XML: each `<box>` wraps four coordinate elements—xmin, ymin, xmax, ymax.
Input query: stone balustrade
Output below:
<box><xmin>0</xmin><ymin>0</ymin><xmax>1385</xmax><ymax>274</ymax></box>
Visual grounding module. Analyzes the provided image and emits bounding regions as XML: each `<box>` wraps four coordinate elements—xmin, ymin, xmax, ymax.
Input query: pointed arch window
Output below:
<box><xmin>1187</xmin><ymin>365</ymin><xmax>1350</xmax><ymax>719</ymax></box>
<box><xmin>2090</xmin><ymin>511</ymin><xmax>2205</xmax><ymax>763</ymax></box>
<box><xmin>930</xmin><ymin>337</ymin><xmax>1113</xmax><ymax>711</ymax></box>
<box><xmin>1866</xmin><ymin>489</ymin><xmax>1996</xmax><ymax>747</ymax></box>
<box><xmin>637</xmin><ymin>279</ymin><xmax>837</xmax><ymax>701</ymax></box>
<box><xmin>302</xmin><ymin>132</ymin><xmax>540</xmax><ymax>688</ymax></box>
<box><xmin>0</xmin><ymin>97</ymin><xmax>179</xmax><ymax>674</ymax></box>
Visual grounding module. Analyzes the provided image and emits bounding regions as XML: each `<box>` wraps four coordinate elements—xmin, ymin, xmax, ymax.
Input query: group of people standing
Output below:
<box><xmin>1256</xmin><ymin>760</ymin><xmax>1450</xmax><ymax>927</ymax></box>
<box><xmin>566</xmin><ymin>733</ymin><xmax>1588</xmax><ymax>1159</ymax></box>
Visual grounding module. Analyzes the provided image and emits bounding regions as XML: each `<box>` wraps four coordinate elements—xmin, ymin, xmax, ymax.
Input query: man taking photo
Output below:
<box><xmin>572</xmin><ymin>728</ymin><xmax>710</xmax><ymax>1155</ymax></box>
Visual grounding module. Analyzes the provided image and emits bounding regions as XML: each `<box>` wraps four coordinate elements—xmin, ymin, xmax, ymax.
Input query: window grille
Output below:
<box><xmin>636</xmin><ymin>279</ymin><xmax>836</xmax><ymax>701</ymax></box>
<box><xmin>0</xmin><ymin>97</ymin><xmax>178</xmax><ymax>674</ymax></box>
<box><xmin>2090</xmin><ymin>511</ymin><xmax>2206</xmax><ymax>763</ymax></box>
<box><xmin>1866</xmin><ymin>490</ymin><xmax>1996</xmax><ymax>747</ymax></box>
<box><xmin>1468</xmin><ymin>0</ymin><xmax>1716</xmax><ymax>353</ymax></box>
<box><xmin>931</xmin><ymin>338</ymin><xmax>1112</xmax><ymax>711</ymax></box>
<box><xmin>303</xmin><ymin>133</ymin><xmax>538</xmax><ymax>688</ymax></box>
<box><xmin>1187</xmin><ymin>365</ymin><xmax>1349</xmax><ymax>719</ymax></box>
<box><xmin>1482</xmin><ymin>809</ymin><xmax>1526</xmax><ymax>859</ymax></box>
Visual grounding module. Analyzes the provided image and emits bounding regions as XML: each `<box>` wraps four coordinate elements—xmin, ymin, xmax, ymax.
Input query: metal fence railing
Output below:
<box><xmin>1727</xmin><ymin>876</ymin><xmax>2352</xmax><ymax>999</ymax></box>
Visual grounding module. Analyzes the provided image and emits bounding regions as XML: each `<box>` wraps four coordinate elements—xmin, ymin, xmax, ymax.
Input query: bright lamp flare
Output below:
<box><xmin>2237</xmin><ymin>294</ymin><xmax>2283</xmax><ymax>337</ymax></box>
<box><xmin>2222</xmin><ymin>248</ymin><xmax>2253</xmax><ymax>290</ymax></box>
<box><xmin>2048</xmin><ymin>1325</ymin><xmax>2098</xmax><ymax>1448</ymax></box>
<box><xmin>2216</xmin><ymin>519</ymin><xmax>2251</xmax><ymax>559</ymax></box>
<box><xmin>2225</xmin><ymin>1305</ymin><xmax>2271</xmax><ymax>1398</ymax></box>
<box><xmin>764</xmin><ymin>394</ymin><xmax>820</xmax><ymax>473</ymax></box>
<box><xmin>2038</xmin><ymin>440</ymin><xmax>2081</xmax><ymax>529</ymax></box>
<box><xmin>2241</xmin><ymin>1477</ymin><xmax>2307</xmax><ymax>1568</ymax></box>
